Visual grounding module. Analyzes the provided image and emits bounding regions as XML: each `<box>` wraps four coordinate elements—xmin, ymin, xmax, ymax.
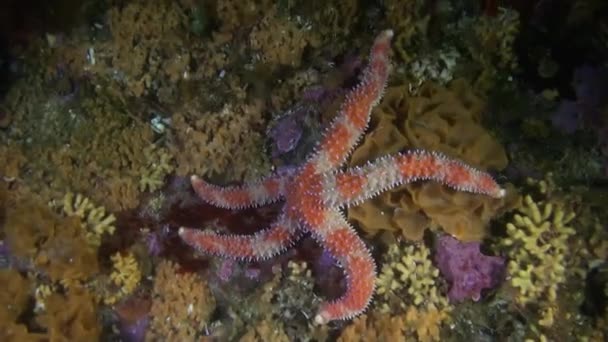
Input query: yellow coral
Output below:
<box><xmin>34</xmin><ymin>284</ymin><xmax>55</xmax><ymax>312</ymax></box>
<box><xmin>376</xmin><ymin>242</ymin><xmax>450</xmax><ymax>312</ymax></box>
<box><xmin>105</xmin><ymin>252</ymin><xmax>142</xmax><ymax>304</ymax></box>
<box><xmin>338</xmin><ymin>306</ymin><xmax>448</xmax><ymax>342</ymax></box>
<box><xmin>139</xmin><ymin>144</ymin><xmax>174</xmax><ymax>192</ymax></box>
<box><xmin>374</xmin><ymin>242</ymin><xmax>451</xmax><ymax>341</ymax></box>
<box><xmin>56</xmin><ymin>192</ymin><xmax>116</xmax><ymax>246</ymax></box>
<box><xmin>404</xmin><ymin>305</ymin><xmax>449</xmax><ymax>342</ymax></box>
<box><xmin>503</xmin><ymin>194</ymin><xmax>575</xmax><ymax>306</ymax></box>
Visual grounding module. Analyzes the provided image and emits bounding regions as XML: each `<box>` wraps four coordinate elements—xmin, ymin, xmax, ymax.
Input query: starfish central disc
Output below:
<box><xmin>178</xmin><ymin>29</ymin><xmax>506</xmax><ymax>324</ymax></box>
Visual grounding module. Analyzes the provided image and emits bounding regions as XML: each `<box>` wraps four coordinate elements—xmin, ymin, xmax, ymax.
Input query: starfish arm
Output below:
<box><xmin>179</xmin><ymin>214</ymin><xmax>301</xmax><ymax>261</ymax></box>
<box><xmin>309</xmin><ymin>30</ymin><xmax>393</xmax><ymax>174</ymax></box>
<box><xmin>322</xmin><ymin>150</ymin><xmax>506</xmax><ymax>207</ymax></box>
<box><xmin>309</xmin><ymin>209</ymin><xmax>376</xmax><ymax>324</ymax></box>
<box><xmin>190</xmin><ymin>173</ymin><xmax>288</xmax><ymax>209</ymax></box>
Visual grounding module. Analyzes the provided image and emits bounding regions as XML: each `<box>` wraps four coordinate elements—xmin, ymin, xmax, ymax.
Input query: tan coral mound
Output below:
<box><xmin>3</xmin><ymin>197</ymin><xmax>99</xmax><ymax>288</ymax></box>
<box><xmin>0</xmin><ymin>269</ymin><xmax>34</xmax><ymax>341</ymax></box>
<box><xmin>348</xmin><ymin>80</ymin><xmax>516</xmax><ymax>241</ymax></box>
<box><xmin>37</xmin><ymin>288</ymin><xmax>101</xmax><ymax>341</ymax></box>
<box><xmin>147</xmin><ymin>260</ymin><xmax>216</xmax><ymax>341</ymax></box>
<box><xmin>249</xmin><ymin>5</ymin><xmax>321</xmax><ymax>71</ymax></box>
<box><xmin>170</xmin><ymin>99</ymin><xmax>270</xmax><ymax>182</ymax></box>
<box><xmin>338</xmin><ymin>309</ymin><xmax>449</xmax><ymax>342</ymax></box>
<box><xmin>0</xmin><ymin>270</ymin><xmax>100</xmax><ymax>341</ymax></box>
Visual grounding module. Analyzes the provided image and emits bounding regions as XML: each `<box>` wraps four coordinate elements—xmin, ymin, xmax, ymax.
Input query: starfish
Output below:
<box><xmin>179</xmin><ymin>30</ymin><xmax>506</xmax><ymax>324</ymax></box>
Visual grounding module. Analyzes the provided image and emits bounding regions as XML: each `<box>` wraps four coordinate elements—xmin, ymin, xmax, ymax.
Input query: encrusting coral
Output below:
<box><xmin>348</xmin><ymin>80</ymin><xmax>516</xmax><ymax>242</ymax></box>
<box><xmin>147</xmin><ymin>260</ymin><xmax>216</xmax><ymax>341</ymax></box>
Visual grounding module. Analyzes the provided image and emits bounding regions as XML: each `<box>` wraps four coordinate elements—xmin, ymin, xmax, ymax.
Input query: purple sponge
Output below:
<box><xmin>435</xmin><ymin>235</ymin><xmax>505</xmax><ymax>302</ymax></box>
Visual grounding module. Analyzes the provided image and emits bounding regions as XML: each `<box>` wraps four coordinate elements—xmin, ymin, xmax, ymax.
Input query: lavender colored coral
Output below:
<box><xmin>435</xmin><ymin>235</ymin><xmax>505</xmax><ymax>302</ymax></box>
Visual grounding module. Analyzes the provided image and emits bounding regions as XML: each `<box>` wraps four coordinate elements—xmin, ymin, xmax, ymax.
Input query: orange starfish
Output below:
<box><xmin>179</xmin><ymin>30</ymin><xmax>505</xmax><ymax>324</ymax></box>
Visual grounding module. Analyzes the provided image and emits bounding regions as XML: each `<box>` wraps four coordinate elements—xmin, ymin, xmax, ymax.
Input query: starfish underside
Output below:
<box><xmin>179</xmin><ymin>30</ymin><xmax>506</xmax><ymax>324</ymax></box>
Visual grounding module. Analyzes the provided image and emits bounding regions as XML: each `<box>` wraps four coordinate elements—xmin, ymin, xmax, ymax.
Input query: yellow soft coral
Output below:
<box><xmin>375</xmin><ymin>242</ymin><xmax>451</xmax><ymax>341</ymax></box>
<box><xmin>504</xmin><ymin>193</ymin><xmax>575</xmax><ymax>305</ymax></box>
<box><xmin>376</xmin><ymin>242</ymin><xmax>450</xmax><ymax>311</ymax></box>
<box><xmin>139</xmin><ymin>144</ymin><xmax>174</xmax><ymax>192</ymax></box>
<box><xmin>105</xmin><ymin>252</ymin><xmax>142</xmax><ymax>304</ymax></box>
<box><xmin>56</xmin><ymin>192</ymin><xmax>116</xmax><ymax>246</ymax></box>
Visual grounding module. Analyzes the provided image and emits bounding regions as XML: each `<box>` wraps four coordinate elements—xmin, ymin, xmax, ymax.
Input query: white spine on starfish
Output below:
<box><xmin>309</xmin><ymin>30</ymin><xmax>393</xmax><ymax>175</ymax></box>
<box><xmin>190</xmin><ymin>174</ymin><xmax>288</xmax><ymax>209</ymax></box>
<box><xmin>321</xmin><ymin>150</ymin><xmax>506</xmax><ymax>208</ymax></box>
<box><xmin>309</xmin><ymin>209</ymin><xmax>376</xmax><ymax>324</ymax></box>
<box><xmin>179</xmin><ymin>214</ymin><xmax>301</xmax><ymax>261</ymax></box>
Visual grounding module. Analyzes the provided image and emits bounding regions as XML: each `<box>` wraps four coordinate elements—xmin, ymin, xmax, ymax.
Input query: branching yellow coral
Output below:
<box><xmin>375</xmin><ymin>242</ymin><xmax>451</xmax><ymax>341</ymax></box>
<box><xmin>139</xmin><ymin>144</ymin><xmax>174</xmax><ymax>192</ymax></box>
<box><xmin>376</xmin><ymin>243</ymin><xmax>449</xmax><ymax>310</ymax></box>
<box><xmin>105</xmin><ymin>252</ymin><xmax>142</xmax><ymax>304</ymax></box>
<box><xmin>34</xmin><ymin>284</ymin><xmax>55</xmax><ymax>313</ymax></box>
<box><xmin>503</xmin><ymin>194</ymin><xmax>575</xmax><ymax>305</ymax></box>
<box><xmin>56</xmin><ymin>192</ymin><xmax>116</xmax><ymax>246</ymax></box>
